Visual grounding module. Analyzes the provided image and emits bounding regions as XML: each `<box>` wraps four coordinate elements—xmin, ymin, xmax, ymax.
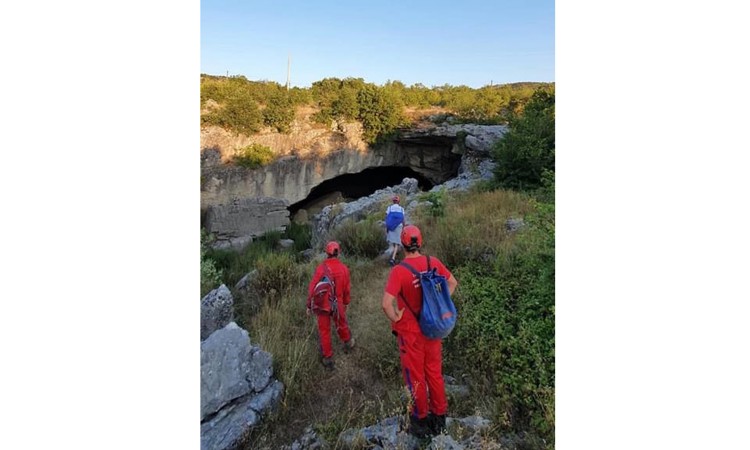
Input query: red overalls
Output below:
<box><xmin>385</xmin><ymin>255</ymin><xmax>452</xmax><ymax>419</ymax></box>
<box><xmin>307</xmin><ymin>258</ymin><xmax>352</xmax><ymax>358</ymax></box>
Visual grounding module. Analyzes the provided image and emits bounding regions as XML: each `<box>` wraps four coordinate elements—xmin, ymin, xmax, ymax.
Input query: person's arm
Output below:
<box><xmin>381</xmin><ymin>292</ymin><xmax>404</xmax><ymax>323</ymax></box>
<box><xmin>433</xmin><ymin>257</ymin><xmax>458</xmax><ymax>295</ymax></box>
<box><xmin>447</xmin><ymin>274</ymin><xmax>458</xmax><ymax>296</ymax></box>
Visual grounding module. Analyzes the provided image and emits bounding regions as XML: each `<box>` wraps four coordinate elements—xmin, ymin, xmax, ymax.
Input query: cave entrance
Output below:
<box><xmin>289</xmin><ymin>166</ymin><xmax>434</xmax><ymax>219</ymax></box>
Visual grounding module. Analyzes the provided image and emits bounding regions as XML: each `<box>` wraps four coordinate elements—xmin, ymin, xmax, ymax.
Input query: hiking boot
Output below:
<box><xmin>408</xmin><ymin>415</ymin><xmax>431</xmax><ymax>439</ymax></box>
<box><xmin>321</xmin><ymin>357</ymin><xmax>335</xmax><ymax>370</ymax></box>
<box><xmin>427</xmin><ymin>413</ymin><xmax>447</xmax><ymax>435</ymax></box>
<box><xmin>344</xmin><ymin>338</ymin><xmax>356</xmax><ymax>353</ymax></box>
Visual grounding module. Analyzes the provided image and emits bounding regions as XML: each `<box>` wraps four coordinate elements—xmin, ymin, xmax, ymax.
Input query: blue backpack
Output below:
<box><xmin>399</xmin><ymin>256</ymin><xmax>457</xmax><ymax>339</ymax></box>
<box><xmin>385</xmin><ymin>208</ymin><xmax>404</xmax><ymax>232</ymax></box>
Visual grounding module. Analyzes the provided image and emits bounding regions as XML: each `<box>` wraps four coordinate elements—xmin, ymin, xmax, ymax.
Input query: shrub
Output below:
<box><xmin>329</xmin><ymin>218</ymin><xmax>385</xmax><ymax>259</ymax></box>
<box><xmin>232</xmin><ymin>143</ymin><xmax>274</xmax><ymax>168</ymax></box>
<box><xmin>357</xmin><ymin>84</ymin><xmax>406</xmax><ymax>144</ymax></box>
<box><xmin>200</xmin><ymin>230</ymin><xmax>223</xmax><ymax>297</ymax></box>
<box><xmin>443</xmin><ymin>199</ymin><xmax>554</xmax><ymax>443</ymax></box>
<box><xmin>250</xmin><ymin>252</ymin><xmax>305</xmax><ymax>304</ymax></box>
<box><xmin>283</xmin><ymin>222</ymin><xmax>312</xmax><ymax>254</ymax></box>
<box><xmin>492</xmin><ymin>89</ymin><xmax>555</xmax><ymax>190</ymax></box>
<box><xmin>263</xmin><ymin>92</ymin><xmax>295</xmax><ymax>133</ymax></box>
<box><xmin>421</xmin><ymin>188</ymin><xmax>446</xmax><ymax>217</ymax></box>
<box><xmin>202</xmin><ymin>90</ymin><xmax>263</xmax><ymax>135</ymax></box>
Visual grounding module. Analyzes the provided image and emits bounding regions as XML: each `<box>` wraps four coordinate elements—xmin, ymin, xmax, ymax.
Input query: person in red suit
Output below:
<box><xmin>381</xmin><ymin>225</ymin><xmax>458</xmax><ymax>438</ymax></box>
<box><xmin>307</xmin><ymin>241</ymin><xmax>354</xmax><ymax>370</ymax></box>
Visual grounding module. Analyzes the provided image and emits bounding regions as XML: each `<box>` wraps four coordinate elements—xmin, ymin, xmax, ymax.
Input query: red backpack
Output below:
<box><xmin>308</xmin><ymin>263</ymin><xmax>338</xmax><ymax>315</ymax></box>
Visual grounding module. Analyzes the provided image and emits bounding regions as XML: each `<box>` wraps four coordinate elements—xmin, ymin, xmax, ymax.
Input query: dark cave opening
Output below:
<box><xmin>289</xmin><ymin>166</ymin><xmax>435</xmax><ymax>218</ymax></box>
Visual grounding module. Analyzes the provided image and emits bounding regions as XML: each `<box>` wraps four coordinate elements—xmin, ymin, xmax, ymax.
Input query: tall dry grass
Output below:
<box><xmin>414</xmin><ymin>189</ymin><xmax>533</xmax><ymax>268</ymax></box>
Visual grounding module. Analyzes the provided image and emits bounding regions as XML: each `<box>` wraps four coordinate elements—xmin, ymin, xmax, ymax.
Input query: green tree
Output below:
<box><xmin>356</xmin><ymin>85</ymin><xmax>406</xmax><ymax>143</ymax></box>
<box><xmin>263</xmin><ymin>91</ymin><xmax>295</xmax><ymax>133</ymax></box>
<box><xmin>492</xmin><ymin>89</ymin><xmax>555</xmax><ymax>190</ymax></box>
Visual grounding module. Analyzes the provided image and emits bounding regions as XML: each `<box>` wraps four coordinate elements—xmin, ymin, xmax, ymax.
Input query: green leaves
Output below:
<box><xmin>492</xmin><ymin>89</ymin><xmax>556</xmax><ymax>190</ymax></box>
<box><xmin>232</xmin><ymin>143</ymin><xmax>274</xmax><ymax>169</ymax></box>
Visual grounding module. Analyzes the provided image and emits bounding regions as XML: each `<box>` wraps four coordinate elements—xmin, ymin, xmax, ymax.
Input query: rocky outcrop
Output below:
<box><xmin>203</xmin><ymin>197</ymin><xmax>290</xmax><ymax>251</ymax></box>
<box><xmin>201</xmin><ymin>285</ymin><xmax>234</xmax><ymax>341</ymax></box>
<box><xmin>201</xmin><ymin>124</ymin><xmax>506</xmax><ymax>210</ymax></box>
<box><xmin>201</xmin><ymin>322</ymin><xmax>284</xmax><ymax>450</ymax></box>
<box><xmin>201</xmin><ymin>144</ymin><xmax>459</xmax><ymax>211</ymax></box>
<box><xmin>200</xmin><ymin>123</ymin><xmax>508</xmax><ymax>243</ymax></box>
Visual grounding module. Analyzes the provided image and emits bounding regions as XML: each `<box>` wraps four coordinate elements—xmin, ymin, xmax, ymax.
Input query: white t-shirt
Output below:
<box><xmin>386</xmin><ymin>204</ymin><xmax>405</xmax><ymax>215</ymax></box>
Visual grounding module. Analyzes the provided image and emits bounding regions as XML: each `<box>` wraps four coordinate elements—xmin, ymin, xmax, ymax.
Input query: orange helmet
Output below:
<box><xmin>400</xmin><ymin>225</ymin><xmax>422</xmax><ymax>251</ymax></box>
<box><xmin>325</xmin><ymin>241</ymin><xmax>341</xmax><ymax>257</ymax></box>
<box><xmin>392</xmin><ymin>195</ymin><xmax>400</xmax><ymax>203</ymax></box>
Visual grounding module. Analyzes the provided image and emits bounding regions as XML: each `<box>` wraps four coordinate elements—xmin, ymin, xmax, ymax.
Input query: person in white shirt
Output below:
<box><xmin>384</xmin><ymin>195</ymin><xmax>406</xmax><ymax>266</ymax></box>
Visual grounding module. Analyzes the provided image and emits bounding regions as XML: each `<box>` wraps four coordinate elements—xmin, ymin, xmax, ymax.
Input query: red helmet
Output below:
<box><xmin>392</xmin><ymin>195</ymin><xmax>400</xmax><ymax>203</ymax></box>
<box><xmin>400</xmin><ymin>225</ymin><xmax>422</xmax><ymax>251</ymax></box>
<box><xmin>325</xmin><ymin>241</ymin><xmax>341</xmax><ymax>257</ymax></box>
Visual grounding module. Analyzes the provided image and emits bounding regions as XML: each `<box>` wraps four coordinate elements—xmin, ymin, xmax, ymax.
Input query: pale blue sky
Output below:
<box><xmin>201</xmin><ymin>0</ymin><xmax>554</xmax><ymax>88</ymax></box>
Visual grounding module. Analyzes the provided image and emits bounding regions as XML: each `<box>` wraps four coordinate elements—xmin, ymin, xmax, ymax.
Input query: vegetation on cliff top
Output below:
<box><xmin>200</xmin><ymin>74</ymin><xmax>553</xmax><ymax>145</ymax></box>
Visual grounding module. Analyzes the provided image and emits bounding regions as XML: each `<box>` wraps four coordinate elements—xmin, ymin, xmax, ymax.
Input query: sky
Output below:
<box><xmin>200</xmin><ymin>0</ymin><xmax>554</xmax><ymax>88</ymax></box>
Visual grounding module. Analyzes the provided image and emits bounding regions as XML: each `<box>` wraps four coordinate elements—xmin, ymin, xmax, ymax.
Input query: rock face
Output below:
<box><xmin>201</xmin><ymin>145</ymin><xmax>459</xmax><ymax>214</ymax></box>
<box><xmin>203</xmin><ymin>196</ymin><xmax>290</xmax><ymax>251</ymax></box>
<box><xmin>200</xmin><ymin>123</ymin><xmax>508</xmax><ymax>243</ymax></box>
<box><xmin>200</xmin><ymin>284</ymin><xmax>234</xmax><ymax>341</ymax></box>
<box><xmin>200</xmin><ymin>322</ymin><xmax>284</xmax><ymax>450</ymax></box>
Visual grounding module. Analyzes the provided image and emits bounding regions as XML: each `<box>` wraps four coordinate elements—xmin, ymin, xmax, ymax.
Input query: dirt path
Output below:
<box><xmin>247</xmin><ymin>262</ymin><xmax>406</xmax><ymax>449</ymax></box>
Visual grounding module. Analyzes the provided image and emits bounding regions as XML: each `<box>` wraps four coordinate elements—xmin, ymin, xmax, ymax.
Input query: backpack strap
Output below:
<box><xmin>398</xmin><ymin>260</ymin><xmax>423</xmax><ymax>321</ymax></box>
<box><xmin>322</xmin><ymin>262</ymin><xmax>338</xmax><ymax>314</ymax></box>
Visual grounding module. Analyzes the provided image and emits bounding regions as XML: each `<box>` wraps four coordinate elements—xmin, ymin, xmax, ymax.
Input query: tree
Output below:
<box><xmin>263</xmin><ymin>91</ymin><xmax>295</xmax><ymax>133</ymax></box>
<box><xmin>356</xmin><ymin>85</ymin><xmax>406</xmax><ymax>144</ymax></box>
<box><xmin>492</xmin><ymin>89</ymin><xmax>555</xmax><ymax>190</ymax></box>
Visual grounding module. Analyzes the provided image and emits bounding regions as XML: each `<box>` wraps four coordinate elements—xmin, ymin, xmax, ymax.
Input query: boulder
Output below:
<box><xmin>279</xmin><ymin>239</ymin><xmax>295</xmax><ymax>249</ymax></box>
<box><xmin>200</xmin><ymin>285</ymin><xmax>234</xmax><ymax>341</ymax></box>
<box><xmin>201</xmin><ymin>395</ymin><xmax>259</xmax><ymax>450</ymax></box>
<box><xmin>338</xmin><ymin>416</ymin><xmax>418</xmax><ymax>450</ymax></box>
<box><xmin>427</xmin><ymin>434</ymin><xmax>465</xmax><ymax>450</ymax></box>
<box><xmin>200</xmin><ymin>322</ymin><xmax>275</xmax><ymax>420</ymax></box>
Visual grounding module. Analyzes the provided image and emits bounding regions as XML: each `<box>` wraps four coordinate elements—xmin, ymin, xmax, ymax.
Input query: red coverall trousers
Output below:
<box><xmin>396</xmin><ymin>330</ymin><xmax>448</xmax><ymax>419</ymax></box>
<box><xmin>316</xmin><ymin>304</ymin><xmax>351</xmax><ymax>358</ymax></box>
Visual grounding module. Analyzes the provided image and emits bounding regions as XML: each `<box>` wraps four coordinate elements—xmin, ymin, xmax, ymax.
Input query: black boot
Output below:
<box><xmin>427</xmin><ymin>413</ymin><xmax>447</xmax><ymax>435</ymax></box>
<box><xmin>408</xmin><ymin>415</ymin><xmax>431</xmax><ymax>439</ymax></box>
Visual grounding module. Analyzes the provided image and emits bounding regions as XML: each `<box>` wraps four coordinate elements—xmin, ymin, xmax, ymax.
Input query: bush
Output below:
<box><xmin>284</xmin><ymin>222</ymin><xmax>312</xmax><ymax>254</ymax></box>
<box><xmin>443</xmin><ymin>199</ymin><xmax>554</xmax><ymax>443</ymax></box>
<box><xmin>492</xmin><ymin>89</ymin><xmax>555</xmax><ymax>190</ymax></box>
<box><xmin>263</xmin><ymin>92</ymin><xmax>295</xmax><ymax>133</ymax></box>
<box><xmin>232</xmin><ymin>143</ymin><xmax>274</xmax><ymax>168</ymax></box>
<box><xmin>329</xmin><ymin>218</ymin><xmax>385</xmax><ymax>259</ymax></box>
<box><xmin>200</xmin><ymin>230</ymin><xmax>223</xmax><ymax>297</ymax></box>
<box><xmin>250</xmin><ymin>252</ymin><xmax>305</xmax><ymax>304</ymax></box>
<box><xmin>356</xmin><ymin>84</ymin><xmax>406</xmax><ymax>144</ymax></box>
<box><xmin>421</xmin><ymin>188</ymin><xmax>446</xmax><ymax>217</ymax></box>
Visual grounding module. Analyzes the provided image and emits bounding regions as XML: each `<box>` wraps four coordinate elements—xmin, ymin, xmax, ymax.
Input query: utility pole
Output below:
<box><xmin>286</xmin><ymin>53</ymin><xmax>291</xmax><ymax>90</ymax></box>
